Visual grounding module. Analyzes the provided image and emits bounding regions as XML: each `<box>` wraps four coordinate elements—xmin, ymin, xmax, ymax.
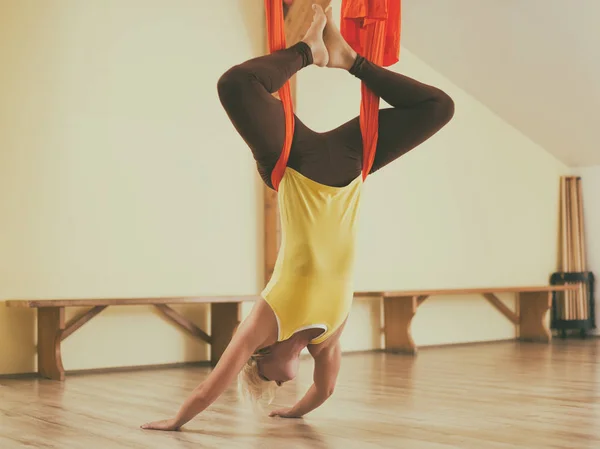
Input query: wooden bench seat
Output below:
<box><xmin>354</xmin><ymin>285</ymin><xmax>577</xmax><ymax>354</ymax></box>
<box><xmin>5</xmin><ymin>295</ymin><xmax>259</xmax><ymax>381</ymax></box>
<box><xmin>4</xmin><ymin>284</ymin><xmax>575</xmax><ymax>380</ymax></box>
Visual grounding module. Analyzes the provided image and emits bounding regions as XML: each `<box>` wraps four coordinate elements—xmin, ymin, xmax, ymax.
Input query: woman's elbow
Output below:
<box><xmin>191</xmin><ymin>383</ymin><xmax>214</xmax><ymax>404</ymax></box>
<box><xmin>318</xmin><ymin>384</ymin><xmax>335</xmax><ymax>399</ymax></box>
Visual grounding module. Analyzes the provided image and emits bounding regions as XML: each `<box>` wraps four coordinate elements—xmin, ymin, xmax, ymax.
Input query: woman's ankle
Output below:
<box><xmin>342</xmin><ymin>50</ymin><xmax>358</xmax><ymax>71</ymax></box>
<box><xmin>348</xmin><ymin>54</ymin><xmax>365</xmax><ymax>75</ymax></box>
<box><xmin>295</xmin><ymin>41</ymin><xmax>314</xmax><ymax>67</ymax></box>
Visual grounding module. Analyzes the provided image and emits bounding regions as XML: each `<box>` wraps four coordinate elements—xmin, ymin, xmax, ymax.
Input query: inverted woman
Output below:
<box><xmin>142</xmin><ymin>4</ymin><xmax>454</xmax><ymax>431</ymax></box>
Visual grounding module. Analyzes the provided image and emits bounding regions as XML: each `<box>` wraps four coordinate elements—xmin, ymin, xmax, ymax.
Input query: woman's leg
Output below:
<box><xmin>337</xmin><ymin>58</ymin><xmax>455</xmax><ymax>174</ymax></box>
<box><xmin>217</xmin><ymin>6</ymin><xmax>329</xmax><ymax>188</ymax></box>
<box><xmin>323</xmin><ymin>12</ymin><xmax>455</xmax><ymax>176</ymax></box>
<box><xmin>217</xmin><ymin>44</ymin><xmax>310</xmax><ymax>187</ymax></box>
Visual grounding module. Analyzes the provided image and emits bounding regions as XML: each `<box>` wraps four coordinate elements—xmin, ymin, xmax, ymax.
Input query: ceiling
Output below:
<box><xmin>401</xmin><ymin>0</ymin><xmax>600</xmax><ymax>167</ymax></box>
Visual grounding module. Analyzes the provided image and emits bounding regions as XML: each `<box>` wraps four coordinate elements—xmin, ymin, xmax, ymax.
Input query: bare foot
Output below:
<box><xmin>301</xmin><ymin>4</ymin><xmax>329</xmax><ymax>67</ymax></box>
<box><xmin>323</xmin><ymin>6</ymin><xmax>357</xmax><ymax>70</ymax></box>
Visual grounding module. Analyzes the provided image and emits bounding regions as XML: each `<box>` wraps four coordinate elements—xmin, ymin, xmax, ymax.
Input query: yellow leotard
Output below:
<box><xmin>261</xmin><ymin>167</ymin><xmax>363</xmax><ymax>345</ymax></box>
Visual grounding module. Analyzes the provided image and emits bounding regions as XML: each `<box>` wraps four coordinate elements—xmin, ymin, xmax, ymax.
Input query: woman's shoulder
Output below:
<box><xmin>307</xmin><ymin>323</ymin><xmax>345</xmax><ymax>356</ymax></box>
<box><xmin>244</xmin><ymin>298</ymin><xmax>280</xmax><ymax>347</ymax></box>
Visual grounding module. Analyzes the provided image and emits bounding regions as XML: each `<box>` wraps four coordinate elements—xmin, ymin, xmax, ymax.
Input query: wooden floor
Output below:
<box><xmin>2</xmin><ymin>340</ymin><xmax>600</xmax><ymax>448</ymax></box>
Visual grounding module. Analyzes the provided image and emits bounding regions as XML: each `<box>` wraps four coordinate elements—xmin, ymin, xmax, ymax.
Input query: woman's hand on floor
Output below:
<box><xmin>140</xmin><ymin>418</ymin><xmax>181</xmax><ymax>431</ymax></box>
<box><xmin>269</xmin><ymin>407</ymin><xmax>303</xmax><ymax>419</ymax></box>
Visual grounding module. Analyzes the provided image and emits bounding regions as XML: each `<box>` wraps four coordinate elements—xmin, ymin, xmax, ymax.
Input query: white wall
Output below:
<box><xmin>573</xmin><ymin>166</ymin><xmax>600</xmax><ymax>333</ymax></box>
<box><xmin>0</xmin><ymin>0</ymin><xmax>572</xmax><ymax>375</ymax></box>
<box><xmin>0</xmin><ymin>0</ymin><xmax>265</xmax><ymax>375</ymax></box>
<box><xmin>297</xmin><ymin>1</ymin><xmax>569</xmax><ymax>349</ymax></box>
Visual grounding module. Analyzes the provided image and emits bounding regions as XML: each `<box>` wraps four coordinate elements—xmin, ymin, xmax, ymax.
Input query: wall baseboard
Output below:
<box><xmin>409</xmin><ymin>338</ymin><xmax>516</xmax><ymax>351</ymax></box>
<box><xmin>0</xmin><ymin>372</ymin><xmax>39</xmax><ymax>380</ymax></box>
<box><xmin>0</xmin><ymin>360</ymin><xmax>211</xmax><ymax>380</ymax></box>
<box><xmin>2</xmin><ymin>336</ymin><xmax>597</xmax><ymax>379</ymax></box>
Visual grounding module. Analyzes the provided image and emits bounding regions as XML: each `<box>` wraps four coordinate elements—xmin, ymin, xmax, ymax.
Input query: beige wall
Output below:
<box><xmin>1</xmin><ymin>0</ymin><xmax>569</xmax><ymax>375</ymax></box>
<box><xmin>297</xmin><ymin>1</ymin><xmax>569</xmax><ymax>349</ymax></box>
<box><xmin>0</xmin><ymin>0</ymin><xmax>265</xmax><ymax>375</ymax></box>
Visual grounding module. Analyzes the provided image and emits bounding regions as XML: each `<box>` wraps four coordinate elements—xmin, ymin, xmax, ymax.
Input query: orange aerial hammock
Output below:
<box><xmin>265</xmin><ymin>0</ymin><xmax>401</xmax><ymax>191</ymax></box>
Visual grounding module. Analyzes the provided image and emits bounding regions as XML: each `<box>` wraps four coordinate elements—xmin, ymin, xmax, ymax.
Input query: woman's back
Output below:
<box><xmin>261</xmin><ymin>167</ymin><xmax>363</xmax><ymax>345</ymax></box>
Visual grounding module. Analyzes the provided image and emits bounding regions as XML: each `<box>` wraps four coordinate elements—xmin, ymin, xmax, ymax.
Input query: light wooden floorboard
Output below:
<box><xmin>1</xmin><ymin>340</ymin><xmax>599</xmax><ymax>448</ymax></box>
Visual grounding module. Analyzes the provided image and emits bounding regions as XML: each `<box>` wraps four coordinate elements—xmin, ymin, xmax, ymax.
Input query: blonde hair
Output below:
<box><xmin>237</xmin><ymin>347</ymin><xmax>278</xmax><ymax>407</ymax></box>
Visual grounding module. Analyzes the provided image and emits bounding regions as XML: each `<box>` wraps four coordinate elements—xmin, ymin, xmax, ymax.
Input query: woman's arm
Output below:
<box><xmin>269</xmin><ymin>340</ymin><xmax>342</xmax><ymax>418</ymax></box>
<box><xmin>141</xmin><ymin>304</ymin><xmax>271</xmax><ymax>431</ymax></box>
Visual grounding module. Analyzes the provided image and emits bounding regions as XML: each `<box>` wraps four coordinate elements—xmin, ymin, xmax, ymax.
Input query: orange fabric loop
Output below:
<box><xmin>265</xmin><ymin>0</ymin><xmax>295</xmax><ymax>191</ymax></box>
<box><xmin>341</xmin><ymin>0</ymin><xmax>401</xmax><ymax>179</ymax></box>
<box><xmin>264</xmin><ymin>0</ymin><xmax>401</xmax><ymax>189</ymax></box>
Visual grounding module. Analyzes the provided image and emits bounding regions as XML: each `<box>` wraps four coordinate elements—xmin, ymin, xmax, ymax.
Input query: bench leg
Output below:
<box><xmin>383</xmin><ymin>296</ymin><xmax>418</xmax><ymax>354</ymax></box>
<box><xmin>38</xmin><ymin>307</ymin><xmax>65</xmax><ymax>380</ymax></box>
<box><xmin>518</xmin><ymin>291</ymin><xmax>552</xmax><ymax>342</ymax></box>
<box><xmin>210</xmin><ymin>303</ymin><xmax>240</xmax><ymax>366</ymax></box>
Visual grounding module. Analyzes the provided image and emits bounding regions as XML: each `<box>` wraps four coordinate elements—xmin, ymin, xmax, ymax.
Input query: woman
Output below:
<box><xmin>142</xmin><ymin>4</ymin><xmax>453</xmax><ymax>431</ymax></box>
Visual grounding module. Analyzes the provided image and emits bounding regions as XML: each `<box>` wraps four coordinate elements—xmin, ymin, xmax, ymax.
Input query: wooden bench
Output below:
<box><xmin>4</xmin><ymin>285</ymin><xmax>575</xmax><ymax>380</ymax></box>
<box><xmin>4</xmin><ymin>296</ymin><xmax>258</xmax><ymax>381</ymax></box>
<box><xmin>355</xmin><ymin>285</ymin><xmax>577</xmax><ymax>354</ymax></box>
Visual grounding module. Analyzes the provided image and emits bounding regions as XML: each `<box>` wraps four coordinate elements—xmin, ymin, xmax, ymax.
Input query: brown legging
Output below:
<box><xmin>217</xmin><ymin>42</ymin><xmax>454</xmax><ymax>189</ymax></box>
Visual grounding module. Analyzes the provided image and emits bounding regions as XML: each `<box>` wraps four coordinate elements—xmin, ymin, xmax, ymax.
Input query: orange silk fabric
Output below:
<box><xmin>265</xmin><ymin>0</ymin><xmax>295</xmax><ymax>191</ymax></box>
<box><xmin>265</xmin><ymin>0</ymin><xmax>401</xmax><ymax>188</ymax></box>
<box><xmin>341</xmin><ymin>0</ymin><xmax>401</xmax><ymax>179</ymax></box>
